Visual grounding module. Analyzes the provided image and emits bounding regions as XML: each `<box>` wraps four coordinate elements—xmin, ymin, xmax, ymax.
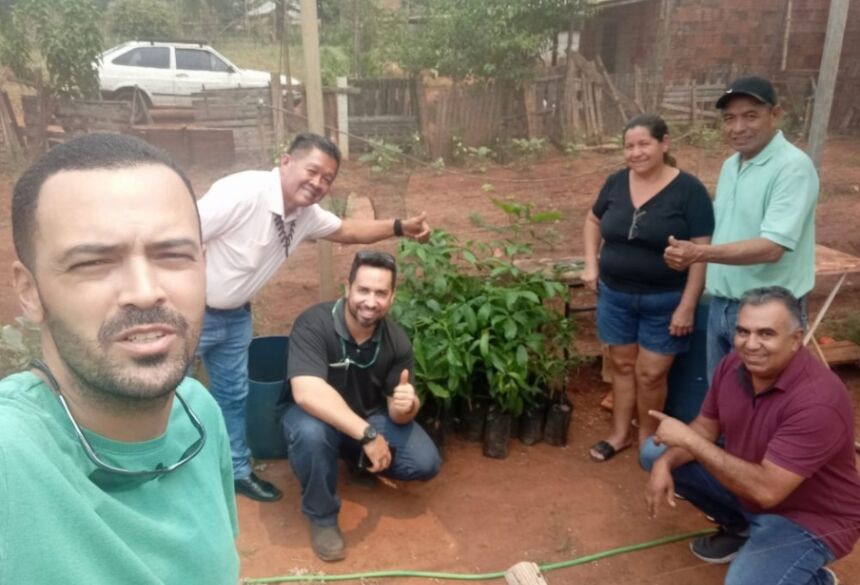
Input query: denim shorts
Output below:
<box><xmin>597</xmin><ymin>280</ymin><xmax>691</xmax><ymax>355</ymax></box>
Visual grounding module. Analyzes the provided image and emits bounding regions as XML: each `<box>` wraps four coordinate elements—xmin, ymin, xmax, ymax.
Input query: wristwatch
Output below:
<box><xmin>360</xmin><ymin>424</ymin><xmax>378</xmax><ymax>445</ymax></box>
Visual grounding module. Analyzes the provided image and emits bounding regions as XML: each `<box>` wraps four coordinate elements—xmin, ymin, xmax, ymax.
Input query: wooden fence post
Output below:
<box><xmin>523</xmin><ymin>82</ymin><xmax>539</xmax><ymax>139</ymax></box>
<box><xmin>336</xmin><ymin>76</ymin><xmax>350</xmax><ymax>160</ymax></box>
<box><xmin>271</xmin><ymin>72</ymin><xmax>283</xmax><ymax>149</ymax></box>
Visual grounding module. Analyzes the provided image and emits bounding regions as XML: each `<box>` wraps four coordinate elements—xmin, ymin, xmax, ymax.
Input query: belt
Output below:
<box><xmin>205</xmin><ymin>302</ymin><xmax>251</xmax><ymax>314</ymax></box>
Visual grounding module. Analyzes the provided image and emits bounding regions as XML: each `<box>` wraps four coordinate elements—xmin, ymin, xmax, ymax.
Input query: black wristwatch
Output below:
<box><xmin>360</xmin><ymin>424</ymin><xmax>378</xmax><ymax>445</ymax></box>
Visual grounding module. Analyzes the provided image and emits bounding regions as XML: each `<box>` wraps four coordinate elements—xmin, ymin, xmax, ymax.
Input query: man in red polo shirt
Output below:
<box><xmin>645</xmin><ymin>286</ymin><xmax>860</xmax><ymax>585</ymax></box>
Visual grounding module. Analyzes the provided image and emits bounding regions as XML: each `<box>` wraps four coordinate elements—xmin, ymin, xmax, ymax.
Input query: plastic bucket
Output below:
<box><xmin>665</xmin><ymin>299</ymin><xmax>709</xmax><ymax>423</ymax></box>
<box><xmin>246</xmin><ymin>336</ymin><xmax>289</xmax><ymax>459</ymax></box>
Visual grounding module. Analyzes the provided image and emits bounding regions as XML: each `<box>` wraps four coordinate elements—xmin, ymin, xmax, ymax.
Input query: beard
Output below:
<box><xmin>346</xmin><ymin>298</ymin><xmax>385</xmax><ymax>329</ymax></box>
<box><xmin>44</xmin><ymin>305</ymin><xmax>199</xmax><ymax>408</ymax></box>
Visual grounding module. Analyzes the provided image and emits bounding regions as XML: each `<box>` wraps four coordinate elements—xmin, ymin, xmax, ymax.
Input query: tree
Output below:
<box><xmin>108</xmin><ymin>0</ymin><xmax>176</xmax><ymax>41</ymax></box>
<box><xmin>381</xmin><ymin>0</ymin><xmax>591</xmax><ymax>85</ymax></box>
<box><xmin>0</xmin><ymin>0</ymin><xmax>103</xmax><ymax>98</ymax></box>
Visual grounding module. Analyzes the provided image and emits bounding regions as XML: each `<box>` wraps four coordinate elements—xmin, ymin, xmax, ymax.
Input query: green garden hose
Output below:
<box><xmin>242</xmin><ymin>527</ymin><xmax>717</xmax><ymax>584</ymax></box>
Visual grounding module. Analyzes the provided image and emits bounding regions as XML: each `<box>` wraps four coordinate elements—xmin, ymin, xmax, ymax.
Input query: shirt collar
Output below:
<box><xmin>267</xmin><ymin>167</ymin><xmax>301</xmax><ymax>221</ymax></box>
<box><xmin>742</xmin><ymin>130</ymin><xmax>786</xmax><ymax>167</ymax></box>
<box><xmin>332</xmin><ymin>298</ymin><xmax>383</xmax><ymax>346</ymax></box>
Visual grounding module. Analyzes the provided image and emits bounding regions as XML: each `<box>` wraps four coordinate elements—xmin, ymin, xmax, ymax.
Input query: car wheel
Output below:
<box><xmin>113</xmin><ymin>88</ymin><xmax>151</xmax><ymax>124</ymax></box>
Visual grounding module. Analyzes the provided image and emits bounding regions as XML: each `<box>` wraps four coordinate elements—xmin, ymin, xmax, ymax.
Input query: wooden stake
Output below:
<box><xmin>690</xmin><ymin>78</ymin><xmax>698</xmax><ymax>125</ymax></box>
<box><xmin>271</xmin><ymin>72</ymin><xmax>283</xmax><ymax>149</ymax></box>
<box><xmin>596</xmin><ymin>55</ymin><xmax>627</xmax><ymax>122</ymax></box>
<box><xmin>634</xmin><ymin>64</ymin><xmax>644</xmax><ymax>113</ymax></box>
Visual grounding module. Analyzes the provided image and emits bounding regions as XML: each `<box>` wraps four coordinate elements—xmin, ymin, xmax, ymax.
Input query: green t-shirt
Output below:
<box><xmin>706</xmin><ymin>130</ymin><xmax>819</xmax><ymax>299</ymax></box>
<box><xmin>0</xmin><ymin>372</ymin><xmax>239</xmax><ymax>585</ymax></box>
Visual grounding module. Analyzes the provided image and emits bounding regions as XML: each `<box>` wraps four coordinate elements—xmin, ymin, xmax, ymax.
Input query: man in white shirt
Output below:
<box><xmin>197</xmin><ymin>133</ymin><xmax>430</xmax><ymax>502</ymax></box>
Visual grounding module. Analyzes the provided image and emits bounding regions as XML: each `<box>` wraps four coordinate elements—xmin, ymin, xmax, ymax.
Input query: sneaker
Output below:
<box><xmin>310</xmin><ymin>522</ymin><xmax>346</xmax><ymax>562</ymax></box>
<box><xmin>823</xmin><ymin>567</ymin><xmax>840</xmax><ymax>585</ymax></box>
<box><xmin>690</xmin><ymin>527</ymin><xmax>748</xmax><ymax>564</ymax></box>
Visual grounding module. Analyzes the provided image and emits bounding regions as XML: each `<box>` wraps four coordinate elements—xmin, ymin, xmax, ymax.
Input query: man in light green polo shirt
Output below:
<box><xmin>663</xmin><ymin>76</ymin><xmax>818</xmax><ymax>381</ymax></box>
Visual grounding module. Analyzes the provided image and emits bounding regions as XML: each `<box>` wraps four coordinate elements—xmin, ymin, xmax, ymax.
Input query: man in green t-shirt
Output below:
<box><xmin>663</xmin><ymin>76</ymin><xmax>819</xmax><ymax>382</ymax></box>
<box><xmin>0</xmin><ymin>133</ymin><xmax>239</xmax><ymax>584</ymax></box>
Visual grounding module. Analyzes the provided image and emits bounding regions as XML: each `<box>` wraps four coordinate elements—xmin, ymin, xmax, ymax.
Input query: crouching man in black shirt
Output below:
<box><xmin>279</xmin><ymin>251</ymin><xmax>441</xmax><ymax>562</ymax></box>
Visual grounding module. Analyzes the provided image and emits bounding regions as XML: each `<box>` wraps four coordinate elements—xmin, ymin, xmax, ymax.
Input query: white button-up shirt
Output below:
<box><xmin>198</xmin><ymin>168</ymin><xmax>342</xmax><ymax>309</ymax></box>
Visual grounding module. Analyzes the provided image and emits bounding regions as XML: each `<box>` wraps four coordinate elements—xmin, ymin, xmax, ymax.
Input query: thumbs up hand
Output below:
<box><xmin>663</xmin><ymin>235</ymin><xmax>699</xmax><ymax>271</ymax></box>
<box><xmin>391</xmin><ymin>369</ymin><xmax>418</xmax><ymax>417</ymax></box>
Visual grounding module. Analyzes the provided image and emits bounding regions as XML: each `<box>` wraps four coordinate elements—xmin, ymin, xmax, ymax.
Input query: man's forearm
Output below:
<box><xmin>681</xmin><ymin>432</ymin><xmax>784</xmax><ymax>508</ymax></box>
<box><xmin>700</xmin><ymin>237</ymin><xmax>784</xmax><ymax>266</ymax></box>
<box><xmin>292</xmin><ymin>376</ymin><xmax>369</xmax><ymax>439</ymax></box>
<box><xmin>327</xmin><ymin>219</ymin><xmax>397</xmax><ymax>244</ymax></box>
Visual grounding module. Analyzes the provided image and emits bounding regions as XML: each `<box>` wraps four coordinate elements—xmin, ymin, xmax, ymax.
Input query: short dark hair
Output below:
<box><xmin>12</xmin><ymin>133</ymin><xmax>197</xmax><ymax>270</ymax></box>
<box><xmin>623</xmin><ymin>113</ymin><xmax>676</xmax><ymax>167</ymax></box>
<box><xmin>739</xmin><ymin>286</ymin><xmax>804</xmax><ymax>331</ymax></box>
<box><xmin>348</xmin><ymin>251</ymin><xmax>397</xmax><ymax>289</ymax></box>
<box><xmin>288</xmin><ymin>132</ymin><xmax>341</xmax><ymax>167</ymax></box>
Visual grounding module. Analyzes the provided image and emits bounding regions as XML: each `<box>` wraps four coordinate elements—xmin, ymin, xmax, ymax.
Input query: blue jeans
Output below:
<box><xmin>196</xmin><ymin>308</ymin><xmax>254</xmax><ymax>479</ymax></box>
<box><xmin>707</xmin><ymin>296</ymin><xmax>807</xmax><ymax>384</ymax></box>
<box><xmin>282</xmin><ymin>405</ymin><xmax>442</xmax><ymax>526</ymax></box>
<box><xmin>638</xmin><ymin>435</ymin><xmax>667</xmax><ymax>471</ymax></box>
<box><xmin>673</xmin><ymin>461</ymin><xmax>836</xmax><ymax>585</ymax></box>
<box><xmin>706</xmin><ymin>296</ymin><xmax>741</xmax><ymax>385</ymax></box>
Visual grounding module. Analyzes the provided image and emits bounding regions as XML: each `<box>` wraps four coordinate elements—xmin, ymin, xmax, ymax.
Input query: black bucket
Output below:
<box><xmin>246</xmin><ymin>336</ymin><xmax>289</xmax><ymax>459</ymax></box>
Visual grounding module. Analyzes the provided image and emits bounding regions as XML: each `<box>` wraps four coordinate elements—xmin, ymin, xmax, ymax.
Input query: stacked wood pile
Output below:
<box><xmin>544</xmin><ymin>51</ymin><xmax>643</xmax><ymax>145</ymax></box>
<box><xmin>192</xmin><ymin>87</ymin><xmax>279</xmax><ymax>161</ymax></box>
<box><xmin>54</xmin><ymin>99</ymin><xmax>133</xmax><ymax>137</ymax></box>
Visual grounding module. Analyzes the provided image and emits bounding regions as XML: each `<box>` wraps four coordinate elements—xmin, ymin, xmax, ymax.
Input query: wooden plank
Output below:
<box><xmin>810</xmin><ymin>340</ymin><xmax>860</xmax><ymax>367</ymax></box>
<box><xmin>505</xmin><ymin>561</ymin><xmax>549</xmax><ymax>585</ymax></box>
<box><xmin>0</xmin><ymin>91</ymin><xmax>23</xmax><ymax>158</ymax></box>
<box><xmin>194</xmin><ymin>108</ymin><xmax>264</xmax><ymax>121</ymax></box>
<box><xmin>596</xmin><ymin>55</ymin><xmax>627</xmax><ymax>123</ymax></box>
<box><xmin>814</xmin><ymin>244</ymin><xmax>860</xmax><ymax>277</ymax></box>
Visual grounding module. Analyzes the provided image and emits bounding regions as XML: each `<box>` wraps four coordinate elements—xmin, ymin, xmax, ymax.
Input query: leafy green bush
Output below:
<box><xmin>0</xmin><ymin>317</ymin><xmax>41</xmax><ymax>379</ymax></box>
<box><xmin>0</xmin><ymin>0</ymin><xmax>103</xmax><ymax>98</ymax></box>
<box><xmin>108</xmin><ymin>0</ymin><xmax>176</xmax><ymax>41</ymax></box>
<box><xmin>358</xmin><ymin>139</ymin><xmax>404</xmax><ymax>173</ymax></box>
<box><xmin>510</xmin><ymin>137</ymin><xmax>547</xmax><ymax>161</ymax></box>
<box><xmin>470</xmin><ymin>197</ymin><xmax>563</xmax><ymax>249</ymax></box>
<box><xmin>392</xmin><ymin>229</ymin><xmax>575</xmax><ymax>417</ymax></box>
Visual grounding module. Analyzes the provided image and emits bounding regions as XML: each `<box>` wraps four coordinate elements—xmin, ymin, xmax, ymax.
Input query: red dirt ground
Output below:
<box><xmin>1</xmin><ymin>137</ymin><xmax>859</xmax><ymax>584</ymax></box>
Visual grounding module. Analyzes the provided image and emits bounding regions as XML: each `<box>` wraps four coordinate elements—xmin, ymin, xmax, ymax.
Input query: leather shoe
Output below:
<box><xmin>234</xmin><ymin>473</ymin><xmax>283</xmax><ymax>502</ymax></box>
<box><xmin>310</xmin><ymin>522</ymin><xmax>346</xmax><ymax>561</ymax></box>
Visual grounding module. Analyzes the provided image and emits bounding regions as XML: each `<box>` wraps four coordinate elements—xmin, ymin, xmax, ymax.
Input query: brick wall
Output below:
<box><xmin>580</xmin><ymin>0</ymin><xmax>860</xmax><ymax>130</ymax></box>
<box><xmin>662</xmin><ymin>0</ymin><xmax>787</xmax><ymax>81</ymax></box>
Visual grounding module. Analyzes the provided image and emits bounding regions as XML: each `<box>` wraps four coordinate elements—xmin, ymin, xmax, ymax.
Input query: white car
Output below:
<box><xmin>98</xmin><ymin>41</ymin><xmax>300</xmax><ymax>108</ymax></box>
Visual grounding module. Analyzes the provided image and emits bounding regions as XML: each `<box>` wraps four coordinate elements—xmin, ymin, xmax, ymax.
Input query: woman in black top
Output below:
<box><xmin>582</xmin><ymin>114</ymin><xmax>714</xmax><ymax>462</ymax></box>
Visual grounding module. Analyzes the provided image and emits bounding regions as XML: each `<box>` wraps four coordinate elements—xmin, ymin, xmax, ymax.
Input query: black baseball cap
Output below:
<box><xmin>715</xmin><ymin>76</ymin><xmax>778</xmax><ymax>109</ymax></box>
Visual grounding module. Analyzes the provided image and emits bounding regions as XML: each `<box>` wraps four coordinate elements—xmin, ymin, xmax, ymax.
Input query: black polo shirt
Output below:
<box><xmin>281</xmin><ymin>299</ymin><xmax>414</xmax><ymax>418</ymax></box>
